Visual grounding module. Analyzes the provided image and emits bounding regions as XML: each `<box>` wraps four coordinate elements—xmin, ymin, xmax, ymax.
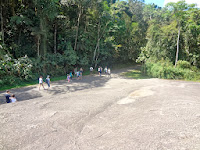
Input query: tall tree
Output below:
<box><xmin>33</xmin><ymin>0</ymin><xmax>58</xmax><ymax>57</ymax></box>
<box><xmin>0</xmin><ymin>0</ymin><xmax>4</xmax><ymax>44</ymax></box>
<box><xmin>166</xmin><ymin>0</ymin><xmax>195</xmax><ymax>67</ymax></box>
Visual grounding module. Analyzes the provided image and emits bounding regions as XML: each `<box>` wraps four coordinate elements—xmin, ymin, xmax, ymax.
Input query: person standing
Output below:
<box><xmin>98</xmin><ymin>66</ymin><xmax>101</xmax><ymax>76</ymax></box>
<box><xmin>74</xmin><ymin>67</ymin><xmax>77</xmax><ymax>76</ymax></box>
<box><xmin>39</xmin><ymin>76</ymin><xmax>45</xmax><ymax>90</ymax></box>
<box><xmin>70</xmin><ymin>71</ymin><xmax>73</xmax><ymax>80</ymax></box>
<box><xmin>104</xmin><ymin>66</ymin><xmax>108</xmax><ymax>74</ymax></box>
<box><xmin>45</xmin><ymin>75</ymin><xmax>51</xmax><ymax>89</ymax></box>
<box><xmin>108</xmin><ymin>68</ymin><xmax>111</xmax><ymax>77</ymax></box>
<box><xmin>80</xmin><ymin>68</ymin><xmax>83</xmax><ymax>80</ymax></box>
<box><xmin>5</xmin><ymin>90</ymin><xmax>11</xmax><ymax>103</ymax></box>
<box><xmin>76</xmin><ymin>71</ymin><xmax>80</xmax><ymax>80</ymax></box>
<box><xmin>90</xmin><ymin>66</ymin><xmax>93</xmax><ymax>74</ymax></box>
<box><xmin>67</xmin><ymin>74</ymin><xmax>71</xmax><ymax>82</ymax></box>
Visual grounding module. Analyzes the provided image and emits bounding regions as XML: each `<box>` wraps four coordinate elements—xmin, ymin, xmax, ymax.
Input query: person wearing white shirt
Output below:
<box><xmin>10</xmin><ymin>94</ymin><xmax>17</xmax><ymax>103</ymax></box>
<box><xmin>39</xmin><ymin>76</ymin><xmax>45</xmax><ymax>90</ymax></box>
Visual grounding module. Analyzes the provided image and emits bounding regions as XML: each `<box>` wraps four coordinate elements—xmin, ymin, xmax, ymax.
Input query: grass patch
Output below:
<box><xmin>112</xmin><ymin>62</ymin><xmax>135</xmax><ymax>70</ymax></box>
<box><xmin>143</xmin><ymin>60</ymin><xmax>200</xmax><ymax>81</ymax></box>
<box><xmin>0</xmin><ymin>71</ymin><xmax>92</xmax><ymax>91</ymax></box>
<box><xmin>51</xmin><ymin>76</ymin><xmax>66</xmax><ymax>82</ymax></box>
<box><xmin>83</xmin><ymin>70</ymin><xmax>90</xmax><ymax>76</ymax></box>
<box><xmin>121</xmin><ymin>69</ymin><xmax>150</xmax><ymax>79</ymax></box>
<box><xmin>0</xmin><ymin>80</ymin><xmax>38</xmax><ymax>91</ymax></box>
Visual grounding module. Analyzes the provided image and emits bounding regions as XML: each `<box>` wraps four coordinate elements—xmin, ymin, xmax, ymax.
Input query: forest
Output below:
<box><xmin>1</xmin><ymin>0</ymin><xmax>200</xmax><ymax>88</ymax></box>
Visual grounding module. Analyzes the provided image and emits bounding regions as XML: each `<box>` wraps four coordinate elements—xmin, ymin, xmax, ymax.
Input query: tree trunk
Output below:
<box><xmin>40</xmin><ymin>17</ymin><xmax>47</xmax><ymax>57</ymax></box>
<box><xmin>93</xmin><ymin>22</ymin><xmax>100</xmax><ymax>68</ymax></box>
<box><xmin>37</xmin><ymin>35</ymin><xmax>40</xmax><ymax>57</ymax></box>
<box><xmin>95</xmin><ymin>41</ymin><xmax>100</xmax><ymax>68</ymax></box>
<box><xmin>0</xmin><ymin>3</ymin><xmax>4</xmax><ymax>44</ymax></box>
<box><xmin>54</xmin><ymin>24</ymin><xmax>57</xmax><ymax>54</ymax></box>
<box><xmin>43</xmin><ymin>31</ymin><xmax>47</xmax><ymax>58</ymax></box>
<box><xmin>175</xmin><ymin>25</ymin><xmax>180</xmax><ymax>67</ymax></box>
<box><xmin>40</xmin><ymin>17</ymin><xmax>47</xmax><ymax>73</ymax></box>
<box><xmin>18</xmin><ymin>28</ymin><xmax>22</xmax><ymax>45</ymax></box>
<box><xmin>93</xmin><ymin>39</ymin><xmax>100</xmax><ymax>62</ymax></box>
<box><xmin>93</xmin><ymin>20</ymin><xmax>110</xmax><ymax>67</ymax></box>
<box><xmin>11</xmin><ymin>0</ymin><xmax>15</xmax><ymax>16</ymax></box>
<box><xmin>43</xmin><ymin>31</ymin><xmax>47</xmax><ymax>74</ymax></box>
<box><xmin>74</xmin><ymin>7</ymin><xmax>82</xmax><ymax>51</ymax></box>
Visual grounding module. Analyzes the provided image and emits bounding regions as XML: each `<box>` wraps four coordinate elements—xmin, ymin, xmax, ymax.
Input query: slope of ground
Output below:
<box><xmin>0</xmin><ymin>67</ymin><xmax>200</xmax><ymax>150</ymax></box>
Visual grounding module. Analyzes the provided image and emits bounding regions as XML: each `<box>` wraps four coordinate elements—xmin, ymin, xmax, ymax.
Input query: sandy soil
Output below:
<box><xmin>0</xmin><ymin>67</ymin><xmax>200</xmax><ymax>150</ymax></box>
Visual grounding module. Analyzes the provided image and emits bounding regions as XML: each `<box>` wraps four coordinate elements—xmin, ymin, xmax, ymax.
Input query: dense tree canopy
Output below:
<box><xmin>1</xmin><ymin>0</ymin><xmax>200</xmax><ymax>86</ymax></box>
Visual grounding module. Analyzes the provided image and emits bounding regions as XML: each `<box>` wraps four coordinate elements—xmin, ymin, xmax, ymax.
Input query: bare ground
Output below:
<box><xmin>0</xmin><ymin>66</ymin><xmax>200</xmax><ymax>150</ymax></box>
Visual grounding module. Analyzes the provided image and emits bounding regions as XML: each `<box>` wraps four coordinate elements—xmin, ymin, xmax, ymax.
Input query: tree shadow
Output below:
<box><xmin>0</xmin><ymin>86</ymin><xmax>42</xmax><ymax>104</ymax></box>
<box><xmin>48</xmin><ymin>75</ymin><xmax>111</xmax><ymax>95</ymax></box>
<box><xmin>121</xmin><ymin>70</ymin><xmax>150</xmax><ymax>79</ymax></box>
<box><xmin>0</xmin><ymin>65</ymin><xmax>147</xmax><ymax>105</ymax></box>
<box><xmin>0</xmin><ymin>75</ymin><xmax>111</xmax><ymax>104</ymax></box>
<box><xmin>118</xmin><ymin>65</ymin><xmax>151</xmax><ymax>80</ymax></box>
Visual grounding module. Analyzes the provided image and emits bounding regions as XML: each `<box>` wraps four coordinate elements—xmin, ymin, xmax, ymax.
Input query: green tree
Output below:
<box><xmin>166</xmin><ymin>0</ymin><xmax>195</xmax><ymax>67</ymax></box>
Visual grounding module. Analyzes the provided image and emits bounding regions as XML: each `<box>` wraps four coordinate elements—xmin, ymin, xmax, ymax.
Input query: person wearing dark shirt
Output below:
<box><xmin>5</xmin><ymin>90</ymin><xmax>11</xmax><ymax>103</ymax></box>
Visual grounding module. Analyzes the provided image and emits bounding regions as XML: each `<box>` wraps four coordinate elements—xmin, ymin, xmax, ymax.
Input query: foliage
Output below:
<box><xmin>0</xmin><ymin>55</ymin><xmax>33</xmax><ymax>87</ymax></box>
<box><xmin>1</xmin><ymin>0</ymin><xmax>200</xmax><ymax>90</ymax></box>
<box><xmin>143</xmin><ymin>1</ymin><xmax>200</xmax><ymax>67</ymax></box>
<box><xmin>121</xmin><ymin>69</ymin><xmax>149</xmax><ymax>79</ymax></box>
<box><xmin>0</xmin><ymin>55</ymin><xmax>32</xmax><ymax>79</ymax></box>
<box><xmin>176</xmin><ymin>60</ymin><xmax>191</xmax><ymax>69</ymax></box>
<box><xmin>142</xmin><ymin>59</ymin><xmax>200</xmax><ymax>81</ymax></box>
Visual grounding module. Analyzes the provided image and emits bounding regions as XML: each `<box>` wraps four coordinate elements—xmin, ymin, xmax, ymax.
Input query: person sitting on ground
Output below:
<box><xmin>10</xmin><ymin>94</ymin><xmax>17</xmax><ymax>103</ymax></box>
<box><xmin>45</xmin><ymin>75</ymin><xmax>51</xmax><ymax>89</ymax></box>
<box><xmin>5</xmin><ymin>90</ymin><xmax>11</xmax><ymax>103</ymax></box>
<box><xmin>39</xmin><ymin>76</ymin><xmax>45</xmax><ymax>90</ymax></box>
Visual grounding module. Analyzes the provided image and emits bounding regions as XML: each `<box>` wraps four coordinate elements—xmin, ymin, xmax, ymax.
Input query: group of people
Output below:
<box><xmin>38</xmin><ymin>66</ymin><xmax>110</xmax><ymax>90</ymax></box>
<box><xmin>38</xmin><ymin>75</ymin><xmax>51</xmax><ymax>90</ymax></box>
<box><xmin>4</xmin><ymin>66</ymin><xmax>111</xmax><ymax>104</ymax></box>
<box><xmin>67</xmin><ymin>67</ymin><xmax>84</xmax><ymax>82</ymax></box>
<box><xmin>5</xmin><ymin>90</ymin><xmax>17</xmax><ymax>103</ymax></box>
<box><xmin>97</xmin><ymin>66</ymin><xmax>111</xmax><ymax>77</ymax></box>
<box><xmin>4</xmin><ymin>75</ymin><xmax>50</xmax><ymax>103</ymax></box>
<box><xmin>38</xmin><ymin>67</ymin><xmax>84</xmax><ymax>90</ymax></box>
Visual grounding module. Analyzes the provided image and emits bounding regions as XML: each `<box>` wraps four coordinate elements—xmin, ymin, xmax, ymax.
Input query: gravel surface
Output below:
<box><xmin>0</xmin><ymin>67</ymin><xmax>200</xmax><ymax>150</ymax></box>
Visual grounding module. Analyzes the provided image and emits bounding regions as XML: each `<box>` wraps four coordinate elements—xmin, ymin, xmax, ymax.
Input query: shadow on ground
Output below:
<box><xmin>0</xmin><ymin>74</ymin><xmax>111</xmax><ymax>104</ymax></box>
<box><xmin>47</xmin><ymin>75</ymin><xmax>111</xmax><ymax>95</ymax></box>
<box><xmin>113</xmin><ymin>65</ymin><xmax>151</xmax><ymax>80</ymax></box>
<box><xmin>0</xmin><ymin>86</ymin><xmax>42</xmax><ymax>104</ymax></box>
<box><xmin>0</xmin><ymin>65</ymin><xmax>147</xmax><ymax>104</ymax></box>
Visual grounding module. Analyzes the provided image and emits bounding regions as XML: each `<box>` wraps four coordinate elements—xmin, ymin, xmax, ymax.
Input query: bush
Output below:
<box><xmin>177</xmin><ymin>60</ymin><xmax>191</xmax><ymax>69</ymax></box>
<box><xmin>0</xmin><ymin>55</ymin><xmax>33</xmax><ymax>88</ymax></box>
<box><xmin>0</xmin><ymin>54</ymin><xmax>33</xmax><ymax>80</ymax></box>
<box><xmin>0</xmin><ymin>76</ymin><xmax>22</xmax><ymax>87</ymax></box>
<box><xmin>143</xmin><ymin>59</ymin><xmax>200</xmax><ymax>81</ymax></box>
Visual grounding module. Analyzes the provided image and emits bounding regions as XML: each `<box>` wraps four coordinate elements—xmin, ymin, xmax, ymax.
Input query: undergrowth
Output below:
<box><xmin>142</xmin><ymin>60</ymin><xmax>200</xmax><ymax>81</ymax></box>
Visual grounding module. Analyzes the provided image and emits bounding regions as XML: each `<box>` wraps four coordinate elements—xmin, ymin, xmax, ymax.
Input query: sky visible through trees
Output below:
<box><xmin>145</xmin><ymin>0</ymin><xmax>200</xmax><ymax>8</ymax></box>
